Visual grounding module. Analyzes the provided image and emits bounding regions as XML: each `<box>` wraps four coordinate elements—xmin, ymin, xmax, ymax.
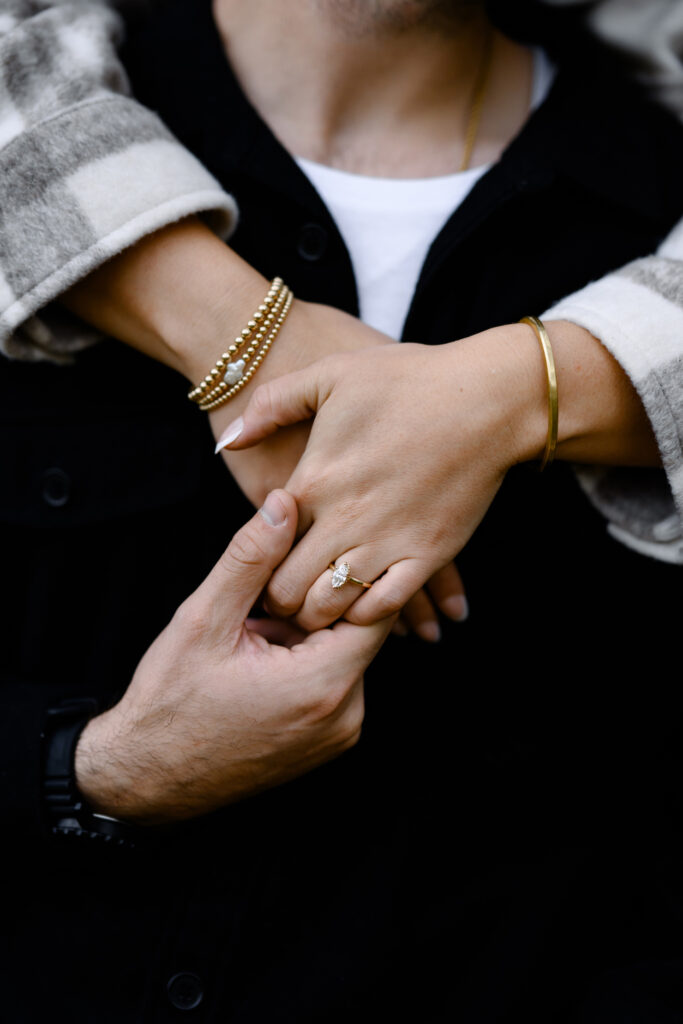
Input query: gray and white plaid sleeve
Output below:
<box><xmin>0</xmin><ymin>0</ymin><xmax>237</xmax><ymax>361</ymax></box>
<box><xmin>543</xmin><ymin>224</ymin><xmax>683</xmax><ymax>565</ymax></box>
<box><xmin>539</xmin><ymin>0</ymin><xmax>683</xmax><ymax>563</ymax></box>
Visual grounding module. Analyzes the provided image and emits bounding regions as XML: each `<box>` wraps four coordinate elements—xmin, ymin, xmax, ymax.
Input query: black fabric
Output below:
<box><xmin>4</xmin><ymin>1</ymin><xmax>683</xmax><ymax>1020</ymax></box>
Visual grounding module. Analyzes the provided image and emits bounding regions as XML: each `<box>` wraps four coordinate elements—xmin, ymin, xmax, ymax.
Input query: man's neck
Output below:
<box><xmin>213</xmin><ymin>0</ymin><xmax>534</xmax><ymax>177</ymax></box>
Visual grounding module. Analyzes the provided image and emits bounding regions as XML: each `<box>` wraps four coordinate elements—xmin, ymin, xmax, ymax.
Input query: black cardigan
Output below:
<box><xmin>3</xmin><ymin>1</ymin><xmax>683</xmax><ymax>1020</ymax></box>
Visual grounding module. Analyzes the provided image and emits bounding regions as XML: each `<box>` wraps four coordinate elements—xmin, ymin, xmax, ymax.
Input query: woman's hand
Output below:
<box><xmin>62</xmin><ymin>218</ymin><xmax>470</xmax><ymax>637</ymax></box>
<box><xmin>218</xmin><ymin>327</ymin><xmax>547</xmax><ymax>630</ymax></box>
<box><xmin>213</xmin><ymin>299</ymin><xmax>469</xmax><ymax>640</ymax></box>
<box><xmin>210</xmin><ymin>299</ymin><xmax>391</xmax><ymax>504</ymax></box>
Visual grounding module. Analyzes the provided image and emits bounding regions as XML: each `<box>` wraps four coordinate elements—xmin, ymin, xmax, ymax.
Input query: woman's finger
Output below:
<box><xmin>342</xmin><ymin>559</ymin><xmax>430</xmax><ymax>627</ymax></box>
<box><xmin>291</xmin><ymin>546</ymin><xmax>386</xmax><ymax>632</ymax></box>
<box><xmin>426</xmin><ymin>562</ymin><xmax>469</xmax><ymax>622</ymax></box>
<box><xmin>399</xmin><ymin>589</ymin><xmax>441</xmax><ymax>643</ymax></box>
<box><xmin>215</xmin><ymin>362</ymin><xmax>328</xmax><ymax>453</ymax></box>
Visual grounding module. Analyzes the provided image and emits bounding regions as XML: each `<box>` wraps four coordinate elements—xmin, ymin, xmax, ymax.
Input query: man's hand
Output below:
<box><xmin>74</xmin><ymin>490</ymin><xmax>393</xmax><ymax>825</ymax></box>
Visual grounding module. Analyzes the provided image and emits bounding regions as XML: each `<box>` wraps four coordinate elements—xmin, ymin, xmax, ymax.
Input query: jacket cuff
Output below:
<box><xmin>0</xmin><ymin>96</ymin><xmax>238</xmax><ymax>362</ymax></box>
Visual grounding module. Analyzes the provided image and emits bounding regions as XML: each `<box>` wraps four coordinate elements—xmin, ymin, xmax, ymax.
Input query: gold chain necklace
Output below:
<box><xmin>459</xmin><ymin>28</ymin><xmax>494</xmax><ymax>173</ymax></box>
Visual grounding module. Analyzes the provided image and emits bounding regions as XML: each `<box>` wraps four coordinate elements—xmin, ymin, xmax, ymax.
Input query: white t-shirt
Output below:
<box><xmin>296</xmin><ymin>49</ymin><xmax>556</xmax><ymax>339</ymax></box>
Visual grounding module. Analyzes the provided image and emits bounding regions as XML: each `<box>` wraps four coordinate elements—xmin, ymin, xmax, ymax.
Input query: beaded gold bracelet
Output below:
<box><xmin>199</xmin><ymin>287</ymin><xmax>293</xmax><ymax>412</ymax></box>
<box><xmin>519</xmin><ymin>315</ymin><xmax>558</xmax><ymax>471</ymax></box>
<box><xmin>188</xmin><ymin>277</ymin><xmax>293</xmax><ymax>412</ymax></box>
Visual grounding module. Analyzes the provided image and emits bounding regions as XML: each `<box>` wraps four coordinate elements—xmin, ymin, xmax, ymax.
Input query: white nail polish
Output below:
<box><xmin>215</xmin><ymin>417</ymin><xmax>243</xmax><ymax>454</ymax></box>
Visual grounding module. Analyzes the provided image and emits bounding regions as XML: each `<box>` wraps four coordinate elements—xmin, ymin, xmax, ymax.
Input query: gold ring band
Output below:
<box><xmin>329</xmin><ymin>562</ymin><xmax>372</xmax><ymax>590</ymax></box>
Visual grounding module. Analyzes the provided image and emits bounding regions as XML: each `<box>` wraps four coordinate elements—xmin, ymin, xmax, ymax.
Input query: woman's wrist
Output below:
<box><xmin>464</xmin><ymin>319</ymin><xmax>660</xmax><ymax>471</ymax></box>
<box><xmin>62</xmin><ymin>218</ymin><xmax>272</xmax><ymax>384</ymax></box>
<box><xmin>439</xmin><ymin>326</ymin><xmax>549</xmax><ymax>471</ymax></box>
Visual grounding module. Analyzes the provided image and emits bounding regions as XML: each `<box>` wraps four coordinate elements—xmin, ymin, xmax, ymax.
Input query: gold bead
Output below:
<box><xmin>229</xmin><ymin>344</ymin><xmax>238</xmax><ymax>354</ymax></box>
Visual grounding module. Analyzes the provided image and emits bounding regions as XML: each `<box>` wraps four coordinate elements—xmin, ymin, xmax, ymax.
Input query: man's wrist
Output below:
<box><xmin>43</xmin><ymin>700</ymin><xmax>145</xmax><ymax>847</ymax></box>
<box><xmin>75</xmin><ymin>709</ymin><xmax>212</xmax><ymax>827</ymax></box>
<box><xmin>74</xmin><ymin>710</ymin><xmax>150</xmax><ymax>824</ymax></box>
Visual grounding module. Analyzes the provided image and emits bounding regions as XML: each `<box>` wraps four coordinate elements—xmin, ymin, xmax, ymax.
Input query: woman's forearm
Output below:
<box><xmin>62</xmin><ymin>218</ymin><xmax>268</xmax><ymax>385</ymax></box>
<box><xmin>62</xmin><ymin>217</ymin><xmax>393</xmax><ymax>507</ymax></box>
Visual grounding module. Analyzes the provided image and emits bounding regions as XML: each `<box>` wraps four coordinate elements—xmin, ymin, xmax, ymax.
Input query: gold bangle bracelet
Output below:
<box><xmin>519</xmin><ymin>315</ymin><xmax>558</xmax><ymax>471</ymax></box>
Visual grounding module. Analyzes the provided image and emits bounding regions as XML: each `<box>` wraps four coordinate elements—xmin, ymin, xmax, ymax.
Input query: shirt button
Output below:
<box><xmin>167</xmin><ymin>972</ymin><xmax>204</xmax><ymax>1011</ymax></box>
<box><xmin>41</xmin><ymin>467</ymin><xmax>71</xmax><ymax>508</ymax></box>
<box><xmin>297</xmin><ymin>222</ymin><xmax>328</xmax><ymax>261</ymax></box>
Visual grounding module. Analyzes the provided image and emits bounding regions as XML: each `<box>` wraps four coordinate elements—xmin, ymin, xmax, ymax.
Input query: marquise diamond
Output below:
<box><xmin>331</xmin><ymin>563</ymin><xmax>350</xmax><ymax>588</ymax></box>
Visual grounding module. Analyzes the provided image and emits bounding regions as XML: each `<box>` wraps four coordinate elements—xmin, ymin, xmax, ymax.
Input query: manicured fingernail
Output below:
<box><xmin>416</xmin><ymin>621</ymin><xmax>441</xmax><ymax>644</ymax></box>
<box><xmin>215</xmin><ymin>417</ymin><xmax>243</xmax><ymax>453</ymax></box>
<box><xmin>259</xmin><ymin>491</ymin><xmax>288</xmax><ymax>527</ymax></box>
<box><xmin>441</xmin><ymin>595</ymin><xmax>469</xmax><ymax>622</ymax></box>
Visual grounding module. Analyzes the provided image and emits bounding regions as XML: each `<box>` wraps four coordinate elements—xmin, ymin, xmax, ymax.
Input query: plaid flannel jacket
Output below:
<box><xmin>1</xmin><ymin>0</ymin><xmax>682</xmax><ymax>561</ymax></box>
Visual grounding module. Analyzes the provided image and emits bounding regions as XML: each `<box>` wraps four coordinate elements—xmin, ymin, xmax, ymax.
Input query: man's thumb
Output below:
<box><xmin>197</xmin><ymin>490</ymin><xmax>298</xmax><ymax>634</ymax></box>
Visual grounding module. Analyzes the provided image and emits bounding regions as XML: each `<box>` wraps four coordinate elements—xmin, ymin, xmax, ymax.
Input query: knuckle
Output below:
<box><xmin>338</xmin><ymin>702</ymin><xmax>365</xmax><ymax>748</ymax></box>
<box><xmin>312</xmin><ymin>588</ymin><xmax>349</xmax><ymax>621</ymax></box>
<box><xmin>339</xmin><ymin>726</ymin><xmax>363</xmax><ymax>752</ymax></box>
<box><xmin>267</xmin><ymin>573</ymin><xmax>302</xmax><ymax>614</ymax></box>
<box><xmin>223</xmin><ymin>527</ymin><xmax>267</xmax><ymax>574</ymax></box>
<box><xmin>307</xmin><ymin>682</ymin><xmax>348</xmax><ymax>726</ymax></box>
<box><xmin>172</xmin><ymin>597</ymin><xmax>209</xmax><ymax>643</ymax></box>
<box><xmin>373</xmin><ymin>585</ymin><xmax>409</xmax><ymax>618</ymax></box>
<box><xmin>309</xmin><ymin>675</ymin><xmax>364</xmax><ymax>733</ymax></box>
<box><xmin>250</xmin><ymin>381</ymin><xmax>276</xmax><ymax>422</ymax></box>
<box><xmin>291</xmin><ymin>464</ymin><xmax>325</xmax><ymax>506</ymax></box>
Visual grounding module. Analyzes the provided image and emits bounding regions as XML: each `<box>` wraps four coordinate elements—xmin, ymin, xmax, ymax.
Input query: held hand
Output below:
<box><xmin>75</xmin><ymin>490</ymin><xmax>393</xmax><ymax>824</ymax></box>
<box><xmin>218</xmin><ymin>328</ymin><xmax>546</xmax><ymax>630</ymax></box>
<box><xmin>210</xmin><ymin>300</ymin><xmax>393</xmax><ymax>507</ymax></box>
<box><xmin>212</xmin><ymin>299</ymin><xmax>468</xmax><ymax>639</ymax></box>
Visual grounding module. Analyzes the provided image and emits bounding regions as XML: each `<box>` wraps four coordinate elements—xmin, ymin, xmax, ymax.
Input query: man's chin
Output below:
<box><xmin>321</xmin><ymin>0</ymin><xmax>487</xmax><ymax>36</ymax></box>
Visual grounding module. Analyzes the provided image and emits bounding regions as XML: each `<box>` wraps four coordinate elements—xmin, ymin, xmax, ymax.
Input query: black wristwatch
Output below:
<box><xmin>42</xmin><ymin>698</ymin><xmax>139</xmax><ymax>848</ymax></box>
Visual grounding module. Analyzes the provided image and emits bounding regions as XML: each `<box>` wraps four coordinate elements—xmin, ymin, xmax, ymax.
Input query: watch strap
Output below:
<box><xmin>42</xmin><ymin>698</ymin><xmax>138</xmax><ymax>848</ymax></box>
